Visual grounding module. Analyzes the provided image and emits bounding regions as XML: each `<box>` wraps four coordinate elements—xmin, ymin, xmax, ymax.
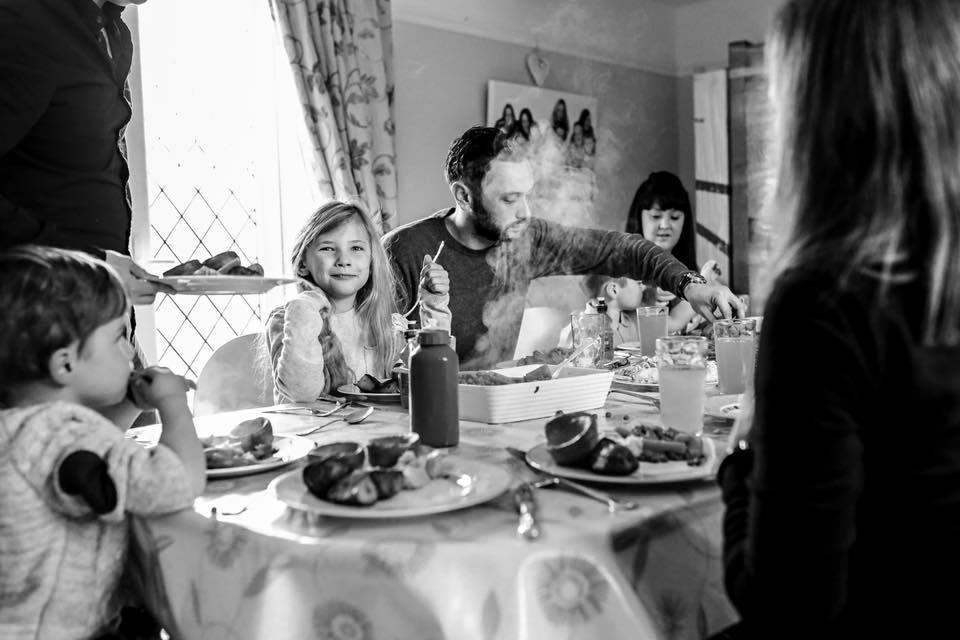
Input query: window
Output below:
<box><xmin>131</xmin><ymin>0</ymin><xmax>317</xmax><ymax>378</ymax></box>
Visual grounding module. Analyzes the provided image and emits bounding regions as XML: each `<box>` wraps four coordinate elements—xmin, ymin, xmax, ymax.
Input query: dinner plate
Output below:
<box><xmin>337</xmin><ymin>384</ymin><xmax>401</xmax><ymax>404</ymax></box>
<box><xmin>150</xmin><ymin>275</ymin><xmax>297</xmax><ymax>295</ymax></box>
<box><xmin>525</xmin><ymin>437</ymin><xmax>717</xmax><ymax>485</ymax></box>
<box><xmin>269</xmin><ymin>457</ymin><xmax>511</xmax><ymax>518</ymax></box>
<box><xmin>617</xmin><ymin>341</ymin><xmax>647</xmax><ymax>355</ymax></box>
<box><xmin>703</xmin><ymin>394</ymin><xmax>742</xmax><ymax>421</ymax></box>
<box><xmin>613</xmin><ymin>360</ymin><xmax>719</xmax><ymax>392</ymax></box>
<box><xmin>206</xmin><ymin>435</ymin><xmax>316</xmax><ymax>478</ymax></box>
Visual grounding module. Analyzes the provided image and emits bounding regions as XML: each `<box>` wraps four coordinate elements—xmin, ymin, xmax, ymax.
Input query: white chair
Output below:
<box><xmin>512</xmin><ymin>306</ymin><xmax>573</xmax><ymax>360</ymax></box>
<box><xmin>193</xmin><ymin>333</ymin><xmax>274</xmax><ymax>416</ymax></box>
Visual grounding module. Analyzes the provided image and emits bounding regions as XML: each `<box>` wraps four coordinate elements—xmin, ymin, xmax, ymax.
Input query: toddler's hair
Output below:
<box><xmin>0</xmin><ymin>246</ymin><xmax>128</xmax><ymax>400</ymax></box>
<box><xmin>582</xmin><ymin>275</ymin><xmax>631</xmax><ymax>300</ymax></box>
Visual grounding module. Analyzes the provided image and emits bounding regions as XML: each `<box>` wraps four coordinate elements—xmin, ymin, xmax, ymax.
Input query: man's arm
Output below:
<box><xmin>0</xmin><ymin>7</ymin><xmax>57</xmax><ymax>248</ymax></box>
<box><xmin>530</xmin><ymin>219</ymin><xmax>689</xmax><ymax>294</ymax></box>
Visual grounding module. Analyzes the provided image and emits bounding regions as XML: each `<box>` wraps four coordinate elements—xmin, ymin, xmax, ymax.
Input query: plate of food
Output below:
<box><xmin>337</xmin><ymin>374</ymin><xmax>401</xmax><ymax>403</ymax></box>
<box><xmin>496</xmin><ymin>347</ymin><xmax>574</xmax><ymax>369</ymax></box>
<box><xmin>150</xmin><ymin>251</ymin><xmax>296</xmax><ymax>295</ymax></box>
<box><xmin>612</xmin><ymin>356</ymin><xmax>718</xmax><ymax>391</ymax></box>
<box><xmin>703</xmin><ymin>394</ymin><xmax>742</xmax><ymax>421</ymax></box>
<box><xmin>270</xmin><ymin>434</ymin><xmax>511</xmax><ymax>518</ymax></box>
<box><xmin>524</xmin><ymin>412</ymin><xmax>717</xmax><ymax>485</ymax></box>
<box><xmin>202</xmin><ymin>417</ymin><xmax>315</xmax><ymax>478</ymax></box>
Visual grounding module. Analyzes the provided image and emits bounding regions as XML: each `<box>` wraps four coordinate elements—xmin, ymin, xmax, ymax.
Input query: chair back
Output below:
<box><xmin>512</xmin><ymin>306</ymin><xmax>572</xmax><ymax>360</ymax></box>
<box><xmin>193</xmin><ymin>333</ymin><xmax>273</xmax><ymax>416</ymax></box>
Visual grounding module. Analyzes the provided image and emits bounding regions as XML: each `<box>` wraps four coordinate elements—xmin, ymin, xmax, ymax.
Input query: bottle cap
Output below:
<box><xmin>596</xmin><ymin>299</ymin><xmax>608</xmax><ymax>313</ymax></box>
<box><xmin>417</xmin><ymin>329</ymin><xmax>450</xmax><ymax>346</ymax></box>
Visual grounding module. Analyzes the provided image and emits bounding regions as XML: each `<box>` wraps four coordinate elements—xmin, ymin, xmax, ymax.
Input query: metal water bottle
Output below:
<box><xmin>409</xmin><ymin>329</ymin><xmax>459</xmax><ymax>447</ymax></box>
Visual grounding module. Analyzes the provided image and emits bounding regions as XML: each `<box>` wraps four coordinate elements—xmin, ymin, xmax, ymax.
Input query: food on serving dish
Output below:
<box><xmin>307</xmin><ymin>441</ymin><xmax>365</xmax><ymax>471</ymax></box>
<box><xmin>515</xmin><ymin>347</ymin><xmax>573</xmax><ymax>366</ymax></box>
<box><xmin>302</xmin><ymin>438</ymin><xmax>464</xmax><ymax>506</ymax></box>
<box><xmin>162</xmin><ymin>251</ymin><xmax>265</xmax><ymax>278</ymax></box>
<box><xmin>614</xmin><ymin>356</ymin><xmax>718</xmax><ymax>386</ymax></box>
<box><xmin>355</xmin><ymin>373</ymin><xmax>400</xmax><ymax>394</ymax></box>
<box><xmin>367</xmin><ymin>433</ymin><xmax>419</xmax><ymax>468</ymax></box>
<box><xmin>612</xmin><ymin>423</ymin><xmax>707</xmax><ymax>464</ymax></box>
<box><xmin>202</xmin><ymin>417</ymin><xmax>278</xmax><ymax>469</ymax></box>
<box><xmin>458</xmin><ymin>364</ymin><xmax>552</xmax><ymax>386</ymax></box>
<box><xmin>327</xmin><ymin>470</ymin><xmax>379</xmax><ymax>506</ymax></box>
<box><xmin>588</xmin><ymin>438</ymin><xmax>639</xmax><ymax>475</ymax></box>
<box><xmin>545</xmin><ymin>412</ymin><xmax>600</xmax><ymax>465</ymax></box>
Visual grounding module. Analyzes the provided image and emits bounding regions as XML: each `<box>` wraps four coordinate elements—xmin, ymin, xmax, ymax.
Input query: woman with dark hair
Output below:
<box><xmin>626</xmin><ymin>171</ymin><xmax>705</xmax><ymax>332</ymax></box>
<box><xmin>494</xmin><ymin>103</ymin><xmax>516</xmax><ymax>135</ymax></box>
<box><xmin>550</xmin><ymin>99</ymin><xmax>569</xmax><ymax>141</ymax></box>
<box><xmin>716</xmin><ymin>1</ymin><xmax>960</xmax><ymax>638</ymax></box>
<box><xmin>517</xmin><ymin>108</ymin><xmax>537</xmax><ymax>141</ymax></box>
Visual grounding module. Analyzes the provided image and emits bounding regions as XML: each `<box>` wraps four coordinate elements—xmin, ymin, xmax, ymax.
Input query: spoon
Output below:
<box><xmin>296</xmin><ymin>405</ymin><xmax>374</xmax><ymax>436</ymax></box>
<box><xmin>551</xmin><ymin>336</ymin><xmax>601</xmax><ymax>379</ymax></box>
<box><xmin>263</xmin><ymin>402</ymin><xmax>348</xmax><ymax>417</ymax></box>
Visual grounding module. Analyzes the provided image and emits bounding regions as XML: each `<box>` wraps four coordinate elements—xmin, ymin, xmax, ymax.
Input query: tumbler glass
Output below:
<box><xmin>570</xmin><ymin>312</ymin><xmax>604</xmax><ymax>367</ymax></box>
<box><xmin>635</xmin><ymin>306</ymin><xmax>668</xmax><ymax>356</ymax></box>
<box><xmin>656</xmin><ymin>336</ymin><xmax>709</xmax><ymax>435</ymax></box>
<box><xmin>714</xmin><ymin>318</ymin><xmax>757</xmax><ymax>395</ymax></box>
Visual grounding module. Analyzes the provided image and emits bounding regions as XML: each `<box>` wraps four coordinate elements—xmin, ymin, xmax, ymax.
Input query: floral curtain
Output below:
<box><xmin>270</xmin><ymin>0</ymin><xmax>397</xmax><ymax>233</ymax></box>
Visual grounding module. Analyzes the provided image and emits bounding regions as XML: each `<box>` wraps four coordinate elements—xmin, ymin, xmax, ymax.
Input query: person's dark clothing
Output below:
<box><xmin>0</xmin><ymin>0</ymin><xmax>133</xmax><ymax>255</ymax></box>
<box><xmin>383</xmin><ymin>209</ymin><xmax>691</xmax><ymax>368</ymax></box>
<box><xmin>718</xmin><ymin>267</ymin><xmax>960</xmax><ymax>638</ymax></box>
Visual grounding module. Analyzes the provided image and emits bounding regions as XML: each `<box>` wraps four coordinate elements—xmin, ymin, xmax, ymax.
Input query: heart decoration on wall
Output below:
<box><xmin>526</xmin><ymin>49</ymin><xmax>550</xmax><ymax>87</ymax></box>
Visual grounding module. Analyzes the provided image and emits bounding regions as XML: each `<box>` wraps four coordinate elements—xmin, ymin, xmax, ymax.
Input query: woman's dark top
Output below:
<box><xmin>719</xmin><ymin>267</ymin><xmax>960</xmax><ymax>638</ymax></box>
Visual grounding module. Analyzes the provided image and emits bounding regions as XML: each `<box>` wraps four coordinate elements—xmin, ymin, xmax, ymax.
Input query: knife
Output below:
<box><xmin>513</xmin><ymin>482</ymin><xmax>541</xmax><ymax>540</ymax></box>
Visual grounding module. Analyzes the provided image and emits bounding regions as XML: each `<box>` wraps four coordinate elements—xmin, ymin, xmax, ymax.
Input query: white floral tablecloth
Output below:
<box><xmin>128</xmin><ymin>399</ymin><xmax>738</xmax><ymax>640</ymax></box>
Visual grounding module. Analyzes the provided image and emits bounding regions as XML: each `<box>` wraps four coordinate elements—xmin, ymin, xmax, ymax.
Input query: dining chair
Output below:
<box><xmin>193</xmin><ymin>333</ymin><xmax>274</xmax><ymax>416</ymax></box>
<box><xmin>512</xmin><ymin>306</ymin><xmax>573</xmax><ymax>360</ymax></box>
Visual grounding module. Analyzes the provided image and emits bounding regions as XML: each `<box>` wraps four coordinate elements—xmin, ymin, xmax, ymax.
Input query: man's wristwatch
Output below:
<box><xmin>677</xmin><ymin>271</ymin><xmax>708</xmax><ymax>301</ymax></box>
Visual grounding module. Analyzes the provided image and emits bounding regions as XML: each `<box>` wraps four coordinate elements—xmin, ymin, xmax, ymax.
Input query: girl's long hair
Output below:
<box><xmin>626</xmin><ymin>171</ymin><xmax>697</xmax><ymax>271</ymax></box>
<box><xmin>290</xmin><ymin>202</ymin><xmax>399</xmax><ymax>388</ymax></box>
<box><xmin>766</xmin><ymin>0</ymin><xmax>960</xmax><ymax>345</ymax></box>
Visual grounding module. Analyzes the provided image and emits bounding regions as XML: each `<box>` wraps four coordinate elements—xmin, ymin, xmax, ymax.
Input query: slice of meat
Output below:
<box><xmin>203</xmin><ymin>251</ymin><xmax>240</xmax><ymax>271</ymax></box>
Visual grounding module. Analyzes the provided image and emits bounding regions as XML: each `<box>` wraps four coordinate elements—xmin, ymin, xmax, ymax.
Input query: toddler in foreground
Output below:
<box><xmin>0</xmin><ymin>246</ymin><xmax>204</xmax><ymax>639</ymax></box>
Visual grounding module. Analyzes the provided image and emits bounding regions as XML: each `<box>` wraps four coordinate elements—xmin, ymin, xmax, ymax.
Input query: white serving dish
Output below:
<box><xmin>457</xmin><ymin>364</ymin><xmax>614</xmax><ymax>424</ymax></box>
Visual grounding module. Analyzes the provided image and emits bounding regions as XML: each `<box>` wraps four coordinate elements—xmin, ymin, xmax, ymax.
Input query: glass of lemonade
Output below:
<box><xmin>714</xmin><ymin>318</ymin><xmax>758</xmax><ymax>395</ymax></box>
<box><xmin>656</xmin><ymin>336</ymin><xmax>709</xmax><ymax>434</ymax></box>
<box><xmin>635</xmin><ymin>306</ymin><xmax>668</xmax><ymax>356</ymax></box>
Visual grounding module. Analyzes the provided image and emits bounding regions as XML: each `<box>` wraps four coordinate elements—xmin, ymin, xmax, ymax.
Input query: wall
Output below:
<box><xmin>393</xmin><ymin>20</ymin><xmax>681</xmax><ymax>235</ymax></box>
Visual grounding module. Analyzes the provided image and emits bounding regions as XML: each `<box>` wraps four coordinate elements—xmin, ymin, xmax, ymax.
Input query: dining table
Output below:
<box><xmin>125</xmin><ymin>389</ymin><xmax>740</xmax><ymax>640</ymax></box>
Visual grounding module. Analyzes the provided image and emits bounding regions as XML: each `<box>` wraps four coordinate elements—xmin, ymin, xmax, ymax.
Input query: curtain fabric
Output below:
<box><xmin>270</xmin><ymin>0</ymin><xmax>397</xmax><ymax>233</ymax></box>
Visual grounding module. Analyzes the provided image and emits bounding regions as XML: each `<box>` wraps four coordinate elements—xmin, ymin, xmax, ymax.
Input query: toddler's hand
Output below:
<box><xmin>128</xmin><ymin>367</ymin><xmax>195</xmax><ymax>410</ymax></box>
<box><xmin>419</xmin><ymin>254</ymin><xmax>449</xmax><ymax>295</ymax></box>
<box><xmin>700</xmin><ymin>260</ymin><xmax>725</xmax><ymax>286</ymax></box>
<box><xmin>655</xmin><ymin>287</ymin><xmax>676</xmax><ymax>307</ymax></box>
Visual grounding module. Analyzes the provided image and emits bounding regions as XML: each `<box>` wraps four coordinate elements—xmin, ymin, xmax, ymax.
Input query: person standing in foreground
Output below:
<box><xmin>715</xmin><ymin>1</ymin><xmax>960</xmax><ymax>638</ymax></box>
<box><xmin>0</xmin><ymin>0</ymin><xmax>168</xmax><ymax>305</ymax></box>
<box><xmin>383</xmin><ymin>125</ymin><xmax>744</xmax><ymax>368</ymax></box>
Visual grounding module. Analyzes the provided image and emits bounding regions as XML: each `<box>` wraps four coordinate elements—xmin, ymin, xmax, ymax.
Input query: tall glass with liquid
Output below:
<box><xmin>656</xmin><ymin>336</ymin><xmax>709</xmax><ymax>434</ymax></box>
<box><xmin>635</xmin><ymin>306</ymin><xmax>668</xmax><ymax>357</ymax></box>
<box><xmin>714</xmin><ymin>318</ymin><xmax>758</xmax><ymax>395</ymax></box>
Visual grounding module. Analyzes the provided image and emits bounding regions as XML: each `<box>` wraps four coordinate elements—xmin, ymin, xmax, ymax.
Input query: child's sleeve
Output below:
<box><xmin>270</xmin><ymin>291</ymin><xmax>329</xmax><ymax>402</ymax></box>
<box><xmin>13</xmin><ymin>406</ymin><xmax>194</xmax><ymax>522</ymax></box>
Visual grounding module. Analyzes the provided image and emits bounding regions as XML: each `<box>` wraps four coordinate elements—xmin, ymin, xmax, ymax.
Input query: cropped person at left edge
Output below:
<box><xmin>0</xmin><ymin>0</ymin><xmax>169</xmax><ymax>305</ymax></box>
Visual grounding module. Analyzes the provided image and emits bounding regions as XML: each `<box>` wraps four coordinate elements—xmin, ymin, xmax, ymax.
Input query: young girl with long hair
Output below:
<box><xmin>717</xmin><ymin>1</ymin><xmax>960</xmax><ymax>637</ymax></box>
<box><xmin>0</xmin><ymin>246</ymin><xmax>204</xmax><ymax>639</ymax></box>
<box><xmin>267</xmin><ymin>201</ymin><xmax>449</xmax><ymax>402</ymax></box>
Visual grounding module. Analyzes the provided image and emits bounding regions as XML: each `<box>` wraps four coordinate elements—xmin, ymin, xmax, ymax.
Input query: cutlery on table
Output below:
<box><xmin>296</xmin><ymin>405</ymin><xmax>374</xmax><ymax>436</ymax></box>
<box><xmin>505</xmin><ymin>446</ymin><xmax>640</xmax><ymax>513</ymax></box>
<box><xmin>607</xmin><ymin>389</ymin><xmax>660</xmax><ymax>408</ymax></box>
<box><xmin>263</xmin><ymin>402</ymin><xmax>349</xmax><ymax>417</ymax></box>
<box><xmin>514</xmin><ymin>482</ymin><xmax>541</xmax><ymax>540</ymax></box>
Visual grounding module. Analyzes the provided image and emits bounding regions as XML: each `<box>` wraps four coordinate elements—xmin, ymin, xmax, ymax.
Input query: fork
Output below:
<box><xmin>607</xmin><ymin>389</ymin><xmax>660</xmax><ymax>408</ymax></box>
<box><xmin>262</xmin><ymin>402</ymin><xmax>348</xmax><ymax>418</ymax></box>
<box><xmin>532</xmin><ymin>476</ymin><xmax>640</xmax><ymax>512</ymax></box>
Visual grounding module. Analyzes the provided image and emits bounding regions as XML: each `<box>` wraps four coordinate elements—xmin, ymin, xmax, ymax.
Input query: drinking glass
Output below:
<box><xmin>656</xmin><ymin>336</ymin><xmax>709</xmax><ymax>435</ymax></box>
<box><xmin>635</xmin><ymin>306</ymin><xmax>668</xmax><ymax>356</ymax></box>
<box><xmin>570</xmin><ymin>312</ymin><xmax>604</xmax><ymax>367</ymax></box>
<box><xmin>714</xmin><ymin>318</ymin><xmax>758</xmax><ymax>395</ymax></box>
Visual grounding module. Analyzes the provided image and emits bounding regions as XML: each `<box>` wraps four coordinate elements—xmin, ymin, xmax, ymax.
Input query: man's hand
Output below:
<box><xmin>419</xmin><ymin>254</ymin><xmax>449</xmax><ymax>295</ymax></box>
<box><xmin>104</xmin><ymin>250</ymin><xmax>175</xmax><ymax>305</ymax></box>
<box><xmin>683</xmin><ymin>282</ymin><xmax>746</xmax><ymax>322</ymax></box>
